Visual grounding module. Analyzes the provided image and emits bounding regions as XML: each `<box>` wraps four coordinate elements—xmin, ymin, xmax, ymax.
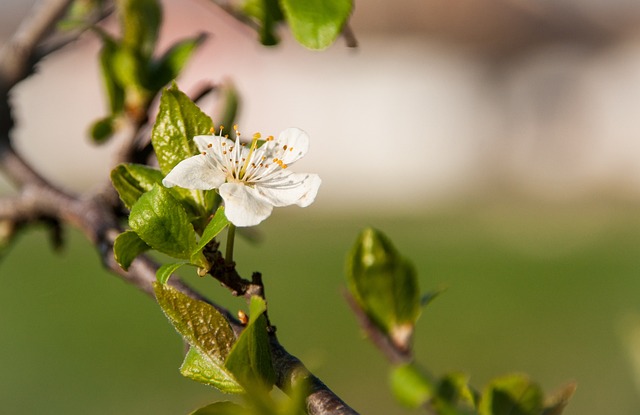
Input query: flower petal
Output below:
<box><xmin>219</xmin><ymin>183</ymin><xmax>274</xmax><ymax>227</ymax></box>
<box><xmin>267</xmin><ymin>128</ymin><xmax>310</xmax><ymax>165</ymax></box>
<box><xmin>193</xmin><ymin>135</ymin><xmax>217</xmax><ymax>153</ymax></box>
<box><xmin>257</xmin><ymin>173</ymin><xmax>321</xmax><ymax>208</ymax></box>
<box><xmin>162</xmin><ymin>154</ymin><xmax>226</xmax><ymax>190</ymax></box>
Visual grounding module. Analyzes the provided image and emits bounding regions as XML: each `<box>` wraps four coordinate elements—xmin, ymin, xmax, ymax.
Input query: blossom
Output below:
<box><xmin>162</xmin><ymin>127</ymin><xmax>321</xmax><ymax>227</ymax></box>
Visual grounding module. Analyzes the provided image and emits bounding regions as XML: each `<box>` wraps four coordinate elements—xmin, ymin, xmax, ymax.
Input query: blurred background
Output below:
<box><xmin>2</xmin><ymin>0</ymin><xmax>640</xmax><ymax>414</ymax></box>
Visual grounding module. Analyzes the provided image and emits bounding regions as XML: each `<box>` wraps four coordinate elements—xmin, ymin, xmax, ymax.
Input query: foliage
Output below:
<box><xmin>241</xmin><ymin>0</ymin><xmax>353</xmax><ymax>49</ymax></box>
<box><xmin>92</xmin><ymin>0</ymin><xmax>204</xmax><ymax>140</ymax></box>
<box><xmin>346</xmin><ymin>228</ymin><xmax>576</xmax><ymax>415</ymax></box>
<box><xmin>0</xmin><ymin>0</ymin><xmax>575</xmax><ymax>414</ymax></box>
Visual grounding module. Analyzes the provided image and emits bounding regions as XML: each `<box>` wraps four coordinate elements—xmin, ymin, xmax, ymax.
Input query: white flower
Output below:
<box><xmin>162</xmin><ymin>127</ymin><xmax>321</xmax><ymax>227</ymax></box>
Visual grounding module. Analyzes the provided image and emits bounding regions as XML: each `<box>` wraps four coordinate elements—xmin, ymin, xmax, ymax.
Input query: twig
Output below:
<box><xmin>34</xmin><ymin>2</ymin><xmax>116</xmax><ymax>59</ymax></box>
<box><xmin>0</xmin><ymin>0</ymin><xmax>73</xmax><ymax>91</ymax></box>
<box><xmin>344</xmin><ymin>290</ymin><xmax>412</xmax><ymax>365</ymax></box>
<box><xmin>205</xmin><ymin>0</ymin><xmax>358</xmax><ymax>49</ymax></box>
<box><xmin>0</xmin><ymin>2</ymin><xmax>361</xmax><ymax>414</ymax></box>
<box><xmin>342</xmin><ymin>23</ymin><xmax>358</xmax><ymax>48</ymax></box>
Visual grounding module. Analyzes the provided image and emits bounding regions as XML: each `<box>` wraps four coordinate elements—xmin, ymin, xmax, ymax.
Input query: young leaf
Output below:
<box><xmin>151</xmin><ymin>85</ymin><xmax>214</xmax><ymax>174</ymax></box>
<box><xmin>57</xmin><ymin>0</ymin><xmax>102</xmax><ymax>31</ymax></box>
<box><xmin>437</xmin><ymin>372</ymin><xmax>479</xmax><ymax>411</ymax></box>
<box><xmin>148</xmin><ymin>34</ymin><xmax>206</xmax><ymax>91</ymax></box>
<box><xmin>224</xmin><ymin>296</ymin><xmax>276</xmax><ymax>390</ymax></box>
<box><xmin>97</xmin><ymin>34</ymin><xmax>125</xmax><ymax>115</ymax></box>
<box><xmin>189</xmin><ymin>401</ymin><xmax>249</xmax><ymax>415</ymax></box>
<box><xmin>346</xmin><ymin>227</ymin><xmax>421</xmax><ymax>351</ymax></box>
<box><xmin>129</xmin><ymin>185</ymin><xmax>198</xmax><ymax>259</ymax></box>
<box><xmin>154</xmin><ymin>283</ymin><xmax>241</xmax><ymax>392</ymax></box>
<box><xmin>111</xmin><ymin>46</ymin><xmax>146</xmax><ymax>92</ymax></box>
<box><xmin>479</xmin><ymin>374</ymin><xmax>544</xmax><ymax>415</ymax></box>
<box><xmin>156</xmin><ymin>262</ymin><xmax>191</xmax><ymax>284</ymax></box>
<box><xmin>390</xmin><ymin>363</ymin><xmax>434</xmax><ymax>409</ymax></box>
<box><xmin>280</xmin><ymin>0</ymin><xmax>353</xmax><ymax>50</ymax></box>
<box><xmin>90</xmin><ymin>115</ymin><xmax>116</xmax><ymax>144</ymax></box>
<box><xmin>191</xmin><ymin>206</ymin><xmax>230</xmax><ymax>264</ymax></box>
<box><xmin>113</xmin><ymin>230</ymin><xmax>150</xmax><ymax>270</ymax></box>
<box><xmin>181</xmin><ymin>347</ymin><xmax>244</xmax><ymax>394</ymax></box>
<box><xmin>110</xmin><ymin>163</ymin><xmax>164</xmax><ymax>209</ymax></box>
<box><xmin>241</xmin><ymin>0</ymin><xmax>284</xmax><ymax>46</ymax></box>
<box><xmin>119</xmin><ymin>0</ymin><xmax>162</xmax><ymax>59</ymax></box>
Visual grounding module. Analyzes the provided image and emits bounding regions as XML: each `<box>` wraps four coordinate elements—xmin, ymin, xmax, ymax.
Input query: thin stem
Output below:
<box><xmin>225</xmin><ymin>223</ymin><xmax>236</xmax><ymax>263</ymax></box>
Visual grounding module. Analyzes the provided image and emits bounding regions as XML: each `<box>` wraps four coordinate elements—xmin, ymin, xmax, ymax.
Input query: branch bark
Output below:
<box><xmin>0</xmin><ymin>2</ymin><xmax>359</xmax><ymax>414</ymax></box>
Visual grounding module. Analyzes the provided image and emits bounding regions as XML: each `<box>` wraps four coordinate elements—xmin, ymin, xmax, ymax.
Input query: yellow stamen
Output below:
<box><xmin>239</xmin><ymin>129</ymin><xmax>262</xmax><ymax>179</ymax></box>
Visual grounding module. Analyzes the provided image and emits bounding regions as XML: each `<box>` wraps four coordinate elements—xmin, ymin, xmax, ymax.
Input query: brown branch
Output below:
<box><xmin>341</xmin><ymin>23</ymin><xmax>358</xmax><ymax>48</ymax></box>
<box><xmin>0</xmin><ymin>2</ymin><xmax>361</xmax><ymax>414</ymax></box>
<box><xmin>0</xmin><ymin>0</ymin><xmax>73</xmax><ymax>91</ymax></box>
<box><xmin>0</xmin><ymin>3</ymin><xmax>360</xmax><ymax>414</ymax></box>
<box><xmin>0</xmin><ymin>152</ymin><xmax>358</xmax><ymax>414</ymax></box>
<box><xmin>344</xmin><ymin>291</ymin><xmax>412</xmax><ymax>365</ymax></box>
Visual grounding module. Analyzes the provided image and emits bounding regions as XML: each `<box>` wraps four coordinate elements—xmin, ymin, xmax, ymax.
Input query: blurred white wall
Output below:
<box><xmin>3</xmin><ymin>0</ymin><xmax>640</xmax><ymax>212</ymax></box>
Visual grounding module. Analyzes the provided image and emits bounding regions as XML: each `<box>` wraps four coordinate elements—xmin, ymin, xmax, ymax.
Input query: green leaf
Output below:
<box><xmin>110</xmin><ymin>163</ymin><xmax>164</xmax><ymax>209</ymax></box>
<box><xmin>57</xmin><ymin>0</ymin><xmax>102</xmax><ymax>31</ymax></box>
<box><xmin>242</xmin><ymin>0</ymin><xmax>284</xmax><ymax>46</ymax></box>
<box><xmin>119</xmin><ymin>0</ymin><xmax>162</xmax><ymax>59</ymax></box>
<box><xmin>189</xmin><ymin>401</ymin><xmax>248</xmax><ymax>415</ymax></box>
<box><xmin>436</xmin><ymin>372</ymin><xmax>479</xmax><ymax>412</ymax></box>
<box><xmin>97</xmin><ymin>34</ymin><xmax>125</xmax><ymax>115</ymax></box>
<box><xmin>346</xmin><ymin>227</ymin><xmax>420</xmax><ymax>350</ymax></box>
<box><xmin>390</xmin><ymin>363</ymin><xmax>434</xmax><ymax>409</ymax></box>
<box><xmin>111</xmin><ymin>46</ymin><xmax>146</xmax><ymax>90</ymax></box>
<box><xmin>113</xmin><ymin>230</ymin><xmax>150</xmax><ymax>270</ymax></box>
<box><xmin>90</xmin><ymin>116</ymin><xmax>116</xmax><ymax>143</ymax></box>
<box><xmin>279</xmin><ymin>378</ymin><xmax>309</xmax><ymax>415</ymax></box>
<box><xmin>129</xmin><ymin>185</ymin><xmax>198</xmax><ymax>259</ymax></box>
<box><xmin>181</xmin><ymin>347</ymin><xmax>244</xmax><ymax>394</ymax></box>
<box><xmin>479</xmin><ymin>374</ymin><xmax>544</xmax><ymax>415</ymax></box>
<box><xmin>191</xmin><ymin>206</ymin><xmax>230</xmax><ymax>264</ymax></box>
<box><xmin>156</xmin><ymin>262</ymin><xmax>192</xmax><ymax>284</ymax></box>
<box><xmin>149</xmin><ymin>34</ymin><xmax>206</xmax><ymax>91</ymax></box>
<box><xmin>154</xmin><ymin>283</ymin><xmax>242</xmax><ymax>393</ymax></box>
<box><xmin>151</xmin><ymin>84</ymin><xmax>214</xmax><ymax>174</ymax></box>
<box><xmin>225</xmin><ymin>296</ymin><xmax>276</xmax><ymax>390</ymax></box>
<box><xmin>280</xmin><ymin>0</ymin><xmax>353</xmax><ymax>50</ymax></box>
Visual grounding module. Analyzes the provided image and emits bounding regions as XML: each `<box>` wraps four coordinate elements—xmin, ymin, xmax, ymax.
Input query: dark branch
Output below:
<box><xmin>0</xmin><ymin>0</ymin><xmax>73</xmax><ymax>91</ymax></box>
<box><xmin>344</xmin><ymin>291</ymin><xmax>412</xmax><ymax>365</ymax></box>
<box><xmin>0</xmin><ymin>1</ymin><xmax>360</xmax><ymax>414</ymax></box>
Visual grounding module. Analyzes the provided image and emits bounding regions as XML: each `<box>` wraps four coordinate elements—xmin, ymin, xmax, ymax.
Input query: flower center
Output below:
<box><xmin>239</xmin><ymin>131</ymin><xmax>261</xmax><ymax>180</ymax></box>
<box><xmin>207</xmin><ymin>125</ymin><xmax>291</xmax><ymax>186</ymax></box>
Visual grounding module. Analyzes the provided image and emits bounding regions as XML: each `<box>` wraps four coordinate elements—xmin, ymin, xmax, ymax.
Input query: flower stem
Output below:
<box><xmin>225</xmin><ymin>223</ymin><xmax>236</xmax><ymax>264</ymax></box>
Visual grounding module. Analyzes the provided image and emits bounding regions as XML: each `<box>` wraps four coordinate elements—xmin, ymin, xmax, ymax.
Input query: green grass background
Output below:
<box><xmin>1</xmin><ymin>199</ymin><xmax>639</xmax><ymax>414</ymax></box>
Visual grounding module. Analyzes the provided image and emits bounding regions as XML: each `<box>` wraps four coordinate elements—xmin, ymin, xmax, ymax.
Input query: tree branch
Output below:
<box><xmin>0</xmin><ymin>0</ymin><xmax>73</xmax><ymax>91</ymax></box>
<box><xmin>0</xmin><ymin>2</ymin><xmax>360</xmax><ymax>414</ymax></box>
<box><xmin>344</xmin><ymin>291</ymin><xmax>412</xmax><ymax>365</ymax></box>
<box><xmin>0</xmin><ymin>1</ymin><xmax>360</xmax><ymax>413</ymax></box>
<box><xmin>0</xmin><ymin>170</ymin><xmax>359</xmax><ymax>414</ymax></box>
